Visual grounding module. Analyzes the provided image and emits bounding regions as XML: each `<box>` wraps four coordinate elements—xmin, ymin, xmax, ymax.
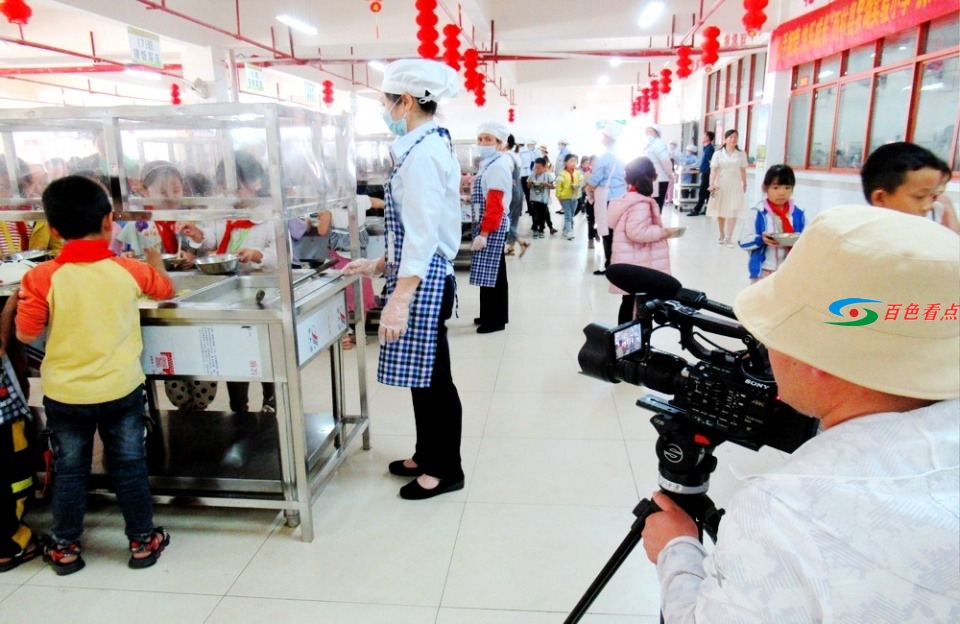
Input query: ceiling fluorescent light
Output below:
<box><xmin>276</xmin><ymin>14</ymin><xmax>318</xmax><ymax>36</ymax></box>
<box><xmin>597</xmin><ymin>75</ymin><xmax>610</xmax><ymax>86</ymax></box>
<box><xmin>609</xmin><ymin>58</ymin><xmax>623</xmax><ymax>68</ymax></box>
<box><xmin>368</xmin><ymin>61</ymin><xmax>387</xmax><ymax>73</ymax></box>
<box><xmin>638</xmin><ymin>1</ymin><xmax>665</xmax><ymax>28</ymax></box>
<box><xmin>124</xmin><ymin>67</ymin><xmax>162</xmax><ymax>81</ymax></box>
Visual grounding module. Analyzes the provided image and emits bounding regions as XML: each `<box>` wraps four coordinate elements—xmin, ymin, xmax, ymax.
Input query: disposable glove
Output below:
<box><xmin>342</xmin><ymin>257</ymin><xmax>384</xmax><ymax>277</ymax></box>
<box><xmin>378</xmin><ymin>290</ymin><xmax>414</xmax><ymax>345</ymax></box>
<box><xmin>470</xmin><ymin>234</ymin><xmax>488</xmax><ymax>251</ymax></box>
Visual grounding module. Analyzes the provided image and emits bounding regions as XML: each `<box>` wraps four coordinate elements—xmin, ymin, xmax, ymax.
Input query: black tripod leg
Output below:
<box><xmin>564</xmin><ymin>499</ymin><xmax>659</xmax><ymax>624</ymax></box>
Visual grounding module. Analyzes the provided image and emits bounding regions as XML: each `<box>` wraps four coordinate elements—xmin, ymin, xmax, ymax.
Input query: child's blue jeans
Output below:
<box><xmin>44</xmin><ymin>386</ymin><xmax>154</xmax><ymax>544</ymax></box>
<box><xmin>561</xmin><ymin>198</ymin><xmax>578</xmax><ymax>235</ymax></box>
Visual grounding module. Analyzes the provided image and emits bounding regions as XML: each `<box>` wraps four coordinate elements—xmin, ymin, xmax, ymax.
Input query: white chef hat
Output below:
<box><xmin>525</xmin><ymin>137</ymin><xmax>537</xmax><ymax>145</ymax></box>
<box><xmin>477</xmin><ymin>122</ymin><xmax>509</xmax><ymax>143</ymax></box>
<box><xmin>381</xmin><ymin>59</ymin><xmax>460</xmax><ymax>102</ymax></box>
<box><xmin>599</xmin><ymin>122</ymin><xmax>622</xmax><ymax>140</ymax></box>
<box><xmin>646</xmin><ymin>124</ymin><xmax>661</xmax><ymax>136</ymax></box>
<box><xmin>558</xmin><ymin>137</ymin><xmax>570</xmax><ymax>145</ymax></box>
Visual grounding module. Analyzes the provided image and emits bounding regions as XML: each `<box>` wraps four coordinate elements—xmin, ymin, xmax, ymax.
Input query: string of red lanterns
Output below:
<box><xmin>676</xmin><ymin>45</ymin><xmax>693</xmax><ymax>79</ymax></box>
<box><xmin>742</xmin><ymin>0</ymin><xmax>768</xmax><ymax>37</ymax></box>
<box><xmin>474</xmin><ymin>72</ymin><xmax>486</xmax><ymax>107</ymax></box>
<box><xmin>170</xmin><ymin>83</ymin><xmax>181</xmax><ymax>105</ymax></box>
<box><xmin>441</xmin><ymin>24</ymin><xmax>461</xmax><ymax>70</ymax></box>
<box><xmin>640</xmin><ymin>88</ymin><xmax>650</xmax><ymax>114</ymax></box>
<box><xmin>368</xmin><ymin>1</ymin><xmax>383</xmax><ymax>39</ymax></box>
<box><xmin>415</xmin><ymin>0</ymin><xmax>439</xmax><ymax>59</ymax></box>
<box><xmin>659</xmin><ymin>68</ymin><xmax>672</xmax><ymax>94</ymax></box>
<box><xmin>322</xmin><ymin>80</ymin><xmax>334</xmax><ymax>106</ymax></box>
<box><xmin>507</xmin><ymin>108</ymin><xmax>514</xmax><ymax>123</ymax></box>
<box><xmin>649</xmin><ymin>79</ymin><xmax>660</xmax><ymax>102</ymax></box>
<box><xmin>701</xmin><ymin>26</ymin><xmax>721</xmax><ymax>72</ymax></box>
<box><xmin>463</xmin><ymin>48</ymin><xmax>480</xmax><ymax>93</ymax></box>
<box><xmin>0</xmin><ymin>0</ymin><xmax>32</xmax><ymax>25</ymax></box>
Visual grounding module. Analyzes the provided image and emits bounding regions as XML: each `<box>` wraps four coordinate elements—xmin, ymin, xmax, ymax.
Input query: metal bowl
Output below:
<box><xmin>3</xmin><ymin>249</ymin><xmax>51</xmax><ymax>263</ymax></box>
<box><xmin>161</xmin><ymin>253</ymin><xmax>188</xmax><ymax>271</ymax></box>
<box><xmin>770</xmin><ymin>232</ymin><xmax>801</xmax><ymax>247</ymax></box>
<box><xmin>194</xmin><ymin>253</ymin><xmax>240</xmax><ymax>275</ymax></box>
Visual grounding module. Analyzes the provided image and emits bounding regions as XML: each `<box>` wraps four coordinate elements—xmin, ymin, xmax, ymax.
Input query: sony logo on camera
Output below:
<box><xmin>743</xmin><ymin>378</ymin><xmax>771</xmax><ymax>390</ymax></box>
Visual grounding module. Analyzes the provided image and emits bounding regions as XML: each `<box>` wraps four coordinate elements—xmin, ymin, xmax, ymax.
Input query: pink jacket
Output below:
<box><xmin>607</xmin><ymin>191</ymin><xmax>671</xmax><ymax>295</ymax></box>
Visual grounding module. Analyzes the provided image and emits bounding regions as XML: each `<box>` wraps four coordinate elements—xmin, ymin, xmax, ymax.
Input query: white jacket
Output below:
<box><xmin>657</xmin><ymin>398</ymin><xmax>960</xmax><ymax>624</ymax></box>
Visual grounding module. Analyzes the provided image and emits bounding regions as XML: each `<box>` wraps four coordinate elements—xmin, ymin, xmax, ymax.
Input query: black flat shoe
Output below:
<box><xmin>593</xmin><ymin>269</ymin><xmax>606</xmax><ymax>275</ymax></box>
<box><xmin>399</xmin><ymin>477</ymin><xmax>464</xmax><ymax>500</ymax></box>
<box><xmin>388</xmin><ymin>460</ymin><xmax>423</xmax><ymax>477</ymax></box>
<box><xmin>476</xmin><ymin>324</ymin><xmax>505</xmax><ymax>334</ymax></box>
<box><xmin>473</xmin><ymin>317</ymin><xmax>481</xmax><ymax>325</ymax></box>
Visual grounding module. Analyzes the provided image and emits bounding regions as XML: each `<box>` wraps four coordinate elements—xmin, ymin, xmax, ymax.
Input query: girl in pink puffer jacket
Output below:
<box><xmin>607</xmin><ymin>156</ymin><xmax>682</xmax><ymax>324</ymax></box>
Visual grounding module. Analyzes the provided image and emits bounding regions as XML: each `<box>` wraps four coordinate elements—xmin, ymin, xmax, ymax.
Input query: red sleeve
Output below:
<box><xmin>113</xmin><ymin>257</ymin><xmax>175</xmax><ymax>300</ymax></box>
<box><xmin>480</xmin><ymin>189</ymin><xmax>505</xmax><ymax>234</ymax></box>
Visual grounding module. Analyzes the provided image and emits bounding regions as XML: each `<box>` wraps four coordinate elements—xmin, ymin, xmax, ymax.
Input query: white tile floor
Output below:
<box><xmin>1</xmin><ymin>205</ymin><xmax>791</xmax><ymax>623</ymax></box>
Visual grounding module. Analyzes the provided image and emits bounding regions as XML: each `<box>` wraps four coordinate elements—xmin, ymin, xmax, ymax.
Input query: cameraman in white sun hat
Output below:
<box><xmin>642</xmin><ymin>205</ymin><xmax>960</xmax><ymax>623</ymax></box>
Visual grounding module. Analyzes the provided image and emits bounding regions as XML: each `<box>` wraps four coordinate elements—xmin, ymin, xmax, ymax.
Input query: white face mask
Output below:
<box><xmin>477</xmin><ymin>145</ymin><xmax>498</xmax><ymax>160</ymax></box>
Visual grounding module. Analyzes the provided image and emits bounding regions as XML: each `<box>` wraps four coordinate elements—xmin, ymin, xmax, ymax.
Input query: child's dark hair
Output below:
<box><xmin>534</xmin><ymin>157</ymin><xmax>547</xmax><ymax>167</ymax></box>
<box><xmin>860</xmin><ymin>142</ymin><xmax>950</xmax><ymax>202</ymax></box>
<box><xmin>762</xmin><ymin>164</ymin><xmax>795</xmax><ymax>188</ymax></box>
<box><xmin>564</xmin><ymin>154</ymin><xmax>578</xmax><ymax>166</ymax></box>
<box><xmin>42</xmin><ymin>175</ymin><xmax>111</xmax><ymax>240</ymax></box>
<box><xmin>216</xmin><ymin>151</ymin><xmax>266</xmax><ymax>190</ymax></box>
<box><xmin>624</xmin><ymin>156</ymin><xmax>656</xmax><ymax>196</ymax></box>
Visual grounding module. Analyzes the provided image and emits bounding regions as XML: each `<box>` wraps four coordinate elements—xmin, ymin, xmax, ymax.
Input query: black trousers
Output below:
<box><xmin>410</xmin><ymin>276</ymin><xmax>463</xmax><ymax>480</ymax></box>
<box><xmin>585</xmin><ymin>200</ymin><xmax>596</xmax><ymax>239</ymax></box>
<box><xmin>655</xmin><ymin>181</ymin><xmax>670</xmax><ymax>213</ymax></box>
<box><xmin>520</xmin><ymin>176</ymin><xmax>531</xmax><ymax>213</ymax></box>
<box><xmin>692</xmin><ymin>174</ymin><xmax>711</xmax><ymax>214</ymax></box>
<box><xmin>618</xmin><ymin>295</ymin><xmax>636</xmax><ymax>325</ymax></box>
<box><xmin>479</xmin><ymin>252</ymin><xmax>509</xmax><ymax>327</ymax></box>
<box><xmin>602</xmin><ymin>233</ymin><xmax>614</xmax><ymax>269</ymax></box>
<box><xmin>226</xmin><ymin>382</ymin><xmax>276</xmax><ymax>412</ymax></box>
<box><xmin>530</xmin><ymin>200</ymin><xmax>548</xmax><ymax>232</ymax></box>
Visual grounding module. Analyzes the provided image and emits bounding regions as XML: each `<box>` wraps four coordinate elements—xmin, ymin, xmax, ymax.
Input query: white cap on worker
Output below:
<box><xmin>599</xmin><ymin>122</ymin><xmax>622</xmax><ymax>140</ymax></box>
<box><xmin>477</xmin><ymin>122</ymin><xmax>509</xmax><ymax>142</ymax></box>
<box><xmin>380</xmin><ymin>59</ymin><xmax>460</xmax><ymax>101</ymax></box>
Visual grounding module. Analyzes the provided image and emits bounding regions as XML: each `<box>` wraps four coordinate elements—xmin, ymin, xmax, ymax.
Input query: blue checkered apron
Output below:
<box><xmin>378</xmin><ymin>127</ymin><xmax>457</xmax><ymax>388</ymax></box>
<box><xmin>469</xmin><ymin>155</ymin><xmax>509</xmax><ymax>287</ymax></box>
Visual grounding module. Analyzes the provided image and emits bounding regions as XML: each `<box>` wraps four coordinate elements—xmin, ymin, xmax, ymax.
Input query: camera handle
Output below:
<box><xmin>565</xmin><ymin>417</ymin><xmax>724</xmax><ymax>624</ymax></box>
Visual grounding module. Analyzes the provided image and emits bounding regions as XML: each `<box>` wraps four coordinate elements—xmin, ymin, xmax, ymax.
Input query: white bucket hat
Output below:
<box><xmin>734</xmin><ymin>205</ymin><xmax>960</xmax><ymax>400</ymax></box>
<box><xmin>477</xmin><ymin>122</ymin><xmax>509</xmax><ymax>143</ymax></box>
<box><xmin>599</xmin><ymin>122</ymin><xmax>621</xmax><ymax>140</ymax></box>
<box><xmin>381</xmin><ymin>59</ymin><xmax>460</xmax><ymax>101</ymax></box>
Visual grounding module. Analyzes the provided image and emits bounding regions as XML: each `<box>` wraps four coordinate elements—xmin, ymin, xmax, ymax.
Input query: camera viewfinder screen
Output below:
<box><xmin>613</xmin><ymin>323</ymin><xmax>645</xmax><ymax>359</ymax></box>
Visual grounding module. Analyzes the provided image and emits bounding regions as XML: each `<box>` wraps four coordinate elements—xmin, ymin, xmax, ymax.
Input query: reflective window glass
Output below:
<box><xmin>794</xmin><ymin>62</ymin><xmax>815</xmax><ymax>88</ymax></box>
<box><xmin>809</xmin><ymin>87</ymin><xmax>837</xmax><ymax>167</ymax></box>
<box><xmin>725</xmin><ymin>65</ymin><xmax>737</xmax><ymax>107</ymax></box>
<box><xmin>925</xmin><ymin>14</ymin><xmax>960</xmax><ymax>53</ymax></box>
<box><xmin>845</xmin><ymin>43</ymin><xmax>876</xmax><ymax>75</ymax></box>
<box><xmin>786</xmin><ymin>92</ymin><xmax>811</xmax><ymax>167</ymax></box>
<box><xmin>834</xmin><ymin>79</ymin><xmax>870</xmax><ymax>168</ymax></box>
<box><xmin>867</xmin><ymin>68</ymin><xmax>913</xmax><ymax>157</ymax></box>
<box><xmin>752</xmin><ymin>52</ymin><xmax>767</xmax><ymax>99</ymax></box>
<box><xmin>912</xmin><ymin>56</ymin><xmax>958</xmax><ymax>168</ymax></box>
<box><xmin>818</xmin><ymin>55</ymin><xmax>841</xmax><ymax>83</ymax></box>
<box><xmin>739</xmin><ymin>57</ymin><xmax>750</xmax><ymax>104</ymax></box>
<box><xmin>881</xmin><ymin>29</ymin><xmax>919</xmax><ymax>66</ymax></box>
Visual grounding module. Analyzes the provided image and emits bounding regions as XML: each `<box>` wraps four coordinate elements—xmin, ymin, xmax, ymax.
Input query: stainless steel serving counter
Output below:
<box><xmin>132</xmin><ymin>267</ymin><xmax>369</xmax><ymax>542</ymax></box>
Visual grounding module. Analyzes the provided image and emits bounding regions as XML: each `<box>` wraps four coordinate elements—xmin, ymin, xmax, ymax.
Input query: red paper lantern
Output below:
<box><xmin>0</xmin><ymin>0</ymin><xmax>31</xmax><ymax>25</ymax></box>
<box><xmin>441</xmin><ymin>24</ymin><xmax>461</xmax><ymax>71</ymax></box>
<box><xmin>170</xmin><ymin>83</ymin><xmax>181</xmax><ymax>106</ymax></box>
<box><xmin>415</xmin><ymin>0</ymin><xmax>440</xmax><ymax>59</ymax></box>
<box><xmin>463</xmin><ymin>48</ymin><xmax>480</xmax><ymax>93</ymax></box>
<box><xmin>659</xmin><ymin>68</ymin><xmax>673</xmax><ymax>95</ymax></box>
<box><xmin>507</xmin><ymin>108</ymin><xmax>515</xmax><ymax>123</ymax></box>
<box><xmin>640</xmin><ymin>87</ymin><xmax>650</xmax><ymax>114</ymax></box>
<box><xmin>630</xmin><ymin>99</ymin><xmax>638</xmax><ymax>117</ymax></box>
<box><xmin>322</xmin><ymin>80</ymin><xmax>334</xmax><ymax>106</ymax></box>
<box><xmin>701</xmin><ymin>26</ymin><xmax>721</xmax><ymax>72</ymax></box>
<box><xmin>742</xmin><ymin>0</ymin><xmax>768</xmax><ymax>37</ymax></box>
<box><xmin>369</xmin><ymin>1</ymin><xmax>382</xmax><ymax>12</ymax></box>
<box><xmin>650</xmin><ymin>79</ymin><xmax>660</xmax><ymax>101</ymax></box>
<box><xmin>676</xmin><ymin>45</ymin><xmax>693</xmax><ymax>79</ymax></box>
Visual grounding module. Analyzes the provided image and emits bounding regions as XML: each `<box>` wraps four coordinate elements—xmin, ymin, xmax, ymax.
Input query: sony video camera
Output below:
<box><xmin>579</xmin><ymin>265</ymin><xmax>818</xmax><ymax>455</ymax></box>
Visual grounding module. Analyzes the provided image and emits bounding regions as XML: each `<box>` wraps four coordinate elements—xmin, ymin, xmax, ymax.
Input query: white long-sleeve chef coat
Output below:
<box><xmin>657</xmin><ymin>398</ymin><xmax>960</xmax><ymax>624</ymax></box>
<box><xmin>388</xmin><ymin>120</ymin><xmax>462</xmax><ymax>279</ymax></box>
